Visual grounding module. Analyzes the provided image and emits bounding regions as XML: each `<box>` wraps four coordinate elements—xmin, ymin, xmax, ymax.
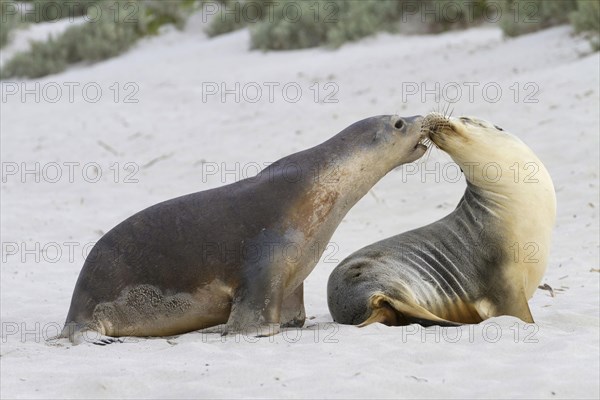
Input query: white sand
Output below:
<box><xmin>1</xmin><ymin>18</ymin><xmax>599</xmax><ymax>399</ymax></box>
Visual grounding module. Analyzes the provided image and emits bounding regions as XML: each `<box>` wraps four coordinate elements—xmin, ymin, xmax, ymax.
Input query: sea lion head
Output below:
<box><xmin>422</xmin><ymin>112</ymin><xmax>547</xmax><ymax>192</ymax></box>
<box><xmin>334</xmin><ymin>115</ymin><xmax>429</xmax><ymax>173</ymax></box>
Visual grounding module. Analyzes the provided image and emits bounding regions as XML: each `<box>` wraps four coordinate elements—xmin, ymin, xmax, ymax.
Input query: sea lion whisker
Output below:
<box><xmin>448</xmin><ymin>107</ymin><xmax>455</xmax><ymax>119</ymax></box>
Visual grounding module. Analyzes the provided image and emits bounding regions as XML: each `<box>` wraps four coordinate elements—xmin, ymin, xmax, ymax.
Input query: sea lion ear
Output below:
<box><xmin>372</xmin><ymin>128</ymin><xmax>384</xmax><ymax>143</ymax></box>
<box><xmin>494</xmin><ymin>125</ymin><xmax>504</xmax><ymax>131</ymax></box>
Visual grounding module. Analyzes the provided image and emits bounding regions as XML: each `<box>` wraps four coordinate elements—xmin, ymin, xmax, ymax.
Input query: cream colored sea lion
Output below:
<box><xmin>56</xmin><ymin>115</ymin><xmax>429</xmax><ymax>344</ymax></box>
<box><xmin>327</xmin><ymin>112</ymin><xmax>556</xmax><ymax>327</ymax></box>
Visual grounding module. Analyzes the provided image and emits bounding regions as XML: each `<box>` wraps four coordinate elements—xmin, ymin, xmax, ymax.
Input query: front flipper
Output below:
<box><xmin>225</xmin><ymin>293</ymin><xmax>283</xmax><ymax>337</ymax></box>
<box><xmin>476</xmin><ymin>286</ymin><xmax>535</xmax><ymax>323</ymax></box>
<box><xmin>281</xmin><ymin>283</ymin><xmax>306</xmax><ymax>328</ymax></box>
<box><xmin>224</xmin><ymin>264</ymin><xmax>285</xmax><ymax>337</ymax></box>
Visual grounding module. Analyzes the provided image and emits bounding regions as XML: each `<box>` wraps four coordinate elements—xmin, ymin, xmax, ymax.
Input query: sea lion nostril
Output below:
<box><xmin>394</xmin><ymin>119</ymin><xmax>405</xmax><ymax>129</ymax></box>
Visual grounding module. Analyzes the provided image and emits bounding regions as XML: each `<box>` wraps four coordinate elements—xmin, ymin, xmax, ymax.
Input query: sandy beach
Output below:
<box><xmin>1</xmin><ymin>14</ymin><xmax>599</xmax><ymax>399</ymax></box>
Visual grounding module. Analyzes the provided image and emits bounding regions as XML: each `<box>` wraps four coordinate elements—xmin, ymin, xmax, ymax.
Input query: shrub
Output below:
<box><xmin>210</xmin><ymin>0</ymin><xmax>490</xmax><ymax>50</ymax></box>
<box><xmin>60</xmin><ymin>17</ymin><xmax>139</xmax><ymax>63</ymax></box>
<box><xmin>249</xmin><ymin>0</ymin><xmax>407</xmax><ymax>50</ymax></box>
<box><xmin>204</xmin><ymin>0</ymin><xmax>249</xmax><ymax>37</ymax></box>
<box><xmin>143</xmin><ymin>0</ymin><xmax>193</xmax><ymax>34</ymax></box>
<box><xmin>0</xmin><ymin>8</ymin><xmax>22</xmax><ymax>48</ymax></box>
<box><xmin>325</xmin><ymin>0</ymin><xmax>403</xmax><ymax>48</ymax></box>
<box><xmin>419</xmin><ymin>0</ymin><xmax>489</xmax><ymax>33</ymax></box>
<box><xmin>499</xmin><ymin>0</ymin><xmax>578</xmax><ymax>37</ymax></box>
<box><xmin>0</xmin><ymin>37</ymin><xmax>68</xmax><ymax>78</ymax></box>
<box><xmin>249</xmin><ymin>0</ymin><xmax>332</xmax><ymax>50</ymax></box>
<box><xmin>19</xmin><ymin>0</ymin><xmax>98</xmax><ymax>23</ymax></box>
<box><xmin>205</xmin><ymin>0</ymin><xmax>597</xmax><ymax>52</ymax></box>
<box><xmin>0</xmin><ymin>0</ymin><xmax>195</xmax><ymax>79</ymax></box>
<box><xmin>570</xmin><ymin>0</ymin><xmax>600</xmax><ymax>51</ymax></box>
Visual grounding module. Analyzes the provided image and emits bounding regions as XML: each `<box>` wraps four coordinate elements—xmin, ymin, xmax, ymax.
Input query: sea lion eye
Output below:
<box><xmin>394</xmin><ymin>119</ymin><xmax>405</xmax><ymax>130</ymax></box>
<box><xmin>494</xmin><ymin>125</ymin><xmax>504</xmax><ymax>131</ymax></box>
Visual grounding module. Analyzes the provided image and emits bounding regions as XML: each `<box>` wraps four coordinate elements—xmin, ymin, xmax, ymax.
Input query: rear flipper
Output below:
<box><xmin>358</xmin><ymin>285</ymin><xmax>535</xmax><ymax>328</ymax></box>
<box><xmin>358</xmin><ymin>293</ymin><xmax>464</xmax><ymax>328</ymax></box>
<box><xmin>48</xmin><ymin>322</ymin><xmax>127</xmax><ymax>345</ymax></box>
<box><xmin>93</xmin><ymin>337</ymin><xmax>124</xmax><ymax>346</ymax></box>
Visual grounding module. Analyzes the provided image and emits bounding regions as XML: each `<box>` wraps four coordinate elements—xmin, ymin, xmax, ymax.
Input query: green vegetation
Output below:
<box><xmin>207</xmin><ymin>0</ymin><xmax>488</xmax><ymax>50</ymax></box>
<box><xmin>570</xmin><ymin>0</ymin><xmax>600</xmax><ymax>51</ymax></box>
<box><xmin>19</xmin><ymin>0</ymin><xmax>98</xmax><ymax>23</ymax></box>
<box><xmin>0</xmin><ymin>6</ymin><xmax>23</xmax><ymax>48</ymax></box>
<box><xmin>422</xmin><ymin>0</ymin><xmax>489</xmax><ymax>33</ymax></box>
<box><xmin>3</xmin><ymin>36</ymin><xmax>68</xmax><ymax>77</ymax></box>
<box><xmin>204</xmin><ymin>0</ymin><xmax>248</xmax><ymax>37</ymax></box>
<box><xmin>499</xmin><ymin>0</ymin><xmax>577</xmax><ymax>37</ymax></box>
<box><xmin>0</xmin><ymin>0</ymin><xmax>195</xmax><ymax>79</ymax></box>
<box><xmin>498</xmin><ymin>0</ymin><xmax>599</xmax><ymax>50</ymax></box>
<box><xmin>206</xmin><ymin>0</ymin><xmax>597</xmax><ymax>51</ymax></box>
<box><xmin>248</xmin><ymin>0</ymin><xmax>336</xmax><ymax>50</ymax></box>
<box><xmin>1</xmin><ymin>0</ymin><xmax>98</xmax><ymax>49</ymax></box>
<box><xmin>2</xmin><ymin>0</ymin><xmax>597</xmax><ymax>78</ymax></box>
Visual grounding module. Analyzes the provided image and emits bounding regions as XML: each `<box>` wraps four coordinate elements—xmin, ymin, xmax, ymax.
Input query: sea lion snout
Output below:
<box><xmin>421</xmin><ymin>112</ymin><xmax>452</xmax><ymax>136</ymax></box>
<box><xmin>386</xmin><ymin>115</ymin><xmax>429</xmax><ymax>161</ymax></box>
<box><xmin>421</xmin><ymin>112</ymin><xmax>460</xmax><ymax>150</ymax></box>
